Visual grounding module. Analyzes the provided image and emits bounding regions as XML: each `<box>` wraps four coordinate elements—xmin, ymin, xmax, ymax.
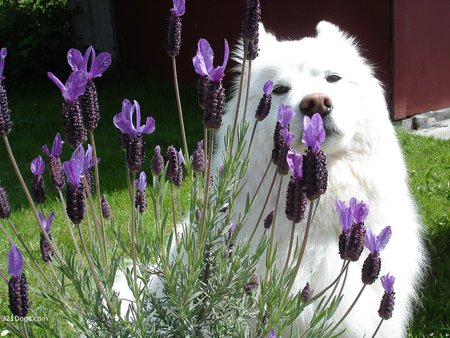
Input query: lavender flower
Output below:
<box><xmin>242</xmin><ymin>0</ymin><xmax>261</xmax><ymax>41</ymax></box>
<box><xmin>31</xmin><ymin>156</ymin><xmax>46</xmax><ymax>204</ymax></box>
<box><xmin>167</xmin><ymin>145</ymin><xmax>179</xmax><ymax>180</ymax></box>
<box><xmin>48</xmin><ymin>70</ymin><xmax>88</xmax><ymax>148</ymax></box>
<box><xmin>277</xmin><ymin>103</ymin><xmax>295</xmax><ymax>128</ymax></box>
<box><xmin>267</xmin><ymin>329</ymin><xmax>276</xmax><ymax>338</ymax></box>
<box><xmin>0</xmin><ymin>47</ymin><xmax>12</xmax><ymax>136</ymax></box>
<box><xmin>151</xmin><ymin>145</ymin><xmax>164</xmax><ymax>176</ymax></box>
<box><xmin>8</xmin><ymin>245</ymin><xmax>29</xmax><ymax>318</ymax></box>
<box><xmin>193</xmin><ymin>39</ymin><xmax>229</xmax><ymax>83</ymax></box>
<box><xmin>0</xmin><ymin>185</ymin><xmax>11</xmax><ymax>219</ymax></box>
<box><xmin>227</xmin><ymin>222</ymin><xmax>238</xmax><ymax>241</ymax></box>
<box><xmin>113</xmin><ymin>100</ymin><xmax>155</xmax><ymax>172</ymax></box>
<box><xmin>244</xmin><ymin>273</ymin><xmax>259</xmax><ymax>293</ymax></box>
<box><xmin>255</xmin><ymin>80</ymin><xmax>273</xmax><ymax>121</ymax></box>
<box><xmin>361</xmin><ymin>226</ymin><xmax>392</xmax><ymax>284</ymax></box>
<box><xmin>101</xmin><ymin>194</ymin><xmax>111</xmax><ymax>219</ymax></box>
<box><xmin>246</xmin><ymin>35</ymin><xmax>259</xmax><ymax>60</ymax></box>
<box><xmin>285</xmin><ymin>151</ymin><xmax>307</xmax><ymax>223</ymax></box>
<box><xmin>173</xmin><ymin>150</ymin><xmax>184</xmax><ymax>187</ymax></box>
<box><xmin>277</xmin><ymin>128</ymin><xmax>295</xmax><ymax>175</ymax></box>
<box><xmin>38</xmin><ymin>212</ymin><xmax>55</xmax><ymax>262</ymax></box>
<box><xmin>166</xmin><ymin>0</ymin><xmax>185</xmax><ymax>57</ymax></box>
<box><xmin>378</xmin><ymin>274</ymin><xmax>396</xmax><ymax>320</ymax></box>
<box><xmin>302</xmin><ymin>113</ymin><xmax>326</xmax><ymax>152</ymax></box>
<box><xmin>193</xmin><ymin>140</ymin><xmax>205</xmax><ymax>173</ymax></box>
<box><xmin>301</xmin><ymin>282</ymin><xmax>312</xmax><ymax>302</ymax></box>
<box><xmin>271</xmin><ymin>121</ymin><xmax>283</xmax><ymax>165</ymax></box>
<box><xmin>263</xmin><ymin>209</ymin><xmax>275</xmax><ymax>230</ymax></box>
<box><xmin>135</xmin><ymin>171</ymin><xmax>147</xmax><ymax>214</ymax></box>
<box><xmin>42</xmin><ymin>132</ymin><xmax>64</xmax><ymax>158</ymax></box>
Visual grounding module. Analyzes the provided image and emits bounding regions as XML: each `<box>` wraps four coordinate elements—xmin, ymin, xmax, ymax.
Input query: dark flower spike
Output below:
<box><xmin>113</xmin><ymin>100</ymin><xmax>155</xmax><ymax>136</ymax></box>
<box><xmin>302</xmin><ymin>113</ymin><xmax>326</xmax><ymax>152</ymax></box>
<box><xmin>192</xmin><ymin>140</ymin><xmax>205</xmax><ymax>173</ymax></box>
<box><xmin>301</xmin><ymin>282</ymin><xmax>313</xmax><ymax>302</ymax></box>
<box><xmin>31</xmin><ymin>156</ymin><xmax>45</xmax><ymax>175</ymax></box>
<box><xmin>135</xmin><ymin>171</ymin><xmax>147</xmax><ymax>213</ymax></box>
<box><xmin>167</xmin><ymin>145</ymin><xmax>179</xmax><ymax>179</ymax></box>
<box><xmin>379</xmin><ymin>273</ymin><xmax>396</xmax><ymax>320</ymax></box>
<box><xmin>0</xmin><ymin>186</ymin><xmax>12</xmax><ymax>219</ymax></box>
<box><xmin>242</xmin><ymin>0</ymin><xmax>261</xmax><ymax>41</ymax></box>
<box><xmin>42</xmin><ymin>133</ymin><xmax>64</xmax><ymax>158</ymax></box>
<box><xmin>47</xmin><ymin>70</ymin><xmax>87</xmax><ymax>103</ymax></box>
<box><xmin>277</xmin><ymin>128</ymin><xmax>295</xmax><ymax>175</ymax></box>
<box><xmin>173</xmin><ymin>149</ymin><xmax>184</xmax><ymax>187</ymax></box>
<box><xmin>101</xmin><ymin>194</ymin><xmax>111</xmax><ymax>219</ymax></box>
<box><xmin>170</xmin><ymin>0</ymin><xmax>185</xmax><ymax>16</ymax></box>
<box><xmin>277</xmin><ymin>103</ymin><xmax>295</xmax><ymax>127</ymax></box>
<box><xmin>67</xmin><ymin>46</ymin><xmax>112</xmax><ymax>81</ymax></box>
<box><xmin>255</xmin><ymin>80</ymin><xmax>273</xmax><ymax>121</ymax></box>
<box><xmin>193</xmin><ymin>38</ymin><xmax>230</xmax><ymax>83</ymax></box>
<box><xmin>264</xmin><ymin>209</ymin><xmax>275</xmax><ymax>230</ymax></box>
<box><xmin>151</xmin><ymin>145</ymin><xmax>164</xmax><ymax>176</ymax></box>
<box><xmin>0</xmin><ymin>48</ymin><xmax>7</xmax><ymax>82</ymax></box>
<box><xmin>366</xmin><ymin>226</ymin><xmax>392</xmax><ymax>254</ymax></box>
<box><xmin>346</xmin><ymin>223</ymin><xmax>366</xmax><ymax>261</ymax></box>
<box><xmin>362</xmin><ymin>226</ymin><xmax>392</xmax><ymax>284</ymax></box>
<box><xmin>8</xmin><ymin>245</ymin><xmax>24</xmax><ymax>279</ymax></box>
<box><xmin>39</xmin><ymin>212</ymin><xmax>55</xmax><ymax>261</ymax></box>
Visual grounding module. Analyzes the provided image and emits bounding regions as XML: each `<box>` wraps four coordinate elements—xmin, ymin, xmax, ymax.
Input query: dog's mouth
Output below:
<box><xmin>322</xmin><ymin>116</ymin><xmax>339</xmax><ymax>138</ymax></box>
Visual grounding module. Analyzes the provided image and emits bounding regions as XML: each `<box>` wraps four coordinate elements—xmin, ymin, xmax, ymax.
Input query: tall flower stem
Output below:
<box><xmin>248</xmin><ymin>168</ymin><xmax>277</xmax><ymax>243</ymax></box>
<box><xmin>230</xmin><ymin>40</ymin><xmax>248</xmax><ymax>153</ymax></box>
<box><xmin>371</xmin><ymin>319</ymin><xmax>384</xmax><ymax>338</ymax></box>
<box><xmin>267</xmin><ymin>176</ymin><xmax>284</xmax><ymax>260</ymax></box>
<box><xmin>327</xmin><ymin>284</ymin><xmax>367</xmax><ymax>335</ymax></box>
<box><xmin>321</xmin><ymin>261</ymin><xmax>348</xmax><ymax>310</ymax></box>
<box><xmin>48</xmin><ymin>261</ymin><xmax>62</xmax><ymax>287</ymax></box>
<box><xmin>82</xmin><ymin>176</ymin><xmax>107</xmax><ymax>265</ymax></box>
<box><xmin>246</xmin><ymin>120</ymin><xmax>258</xmax><ymax>158</ymax></box>
<box><xmin>249</xmin><ymin>160</ymin><xmax>272</xmax><ymax>206</ymax></box>
<box><xmin>282</xmin><ymin>221</ymin><xmax>297</xmax><ymax>274</ymax></box>
<box><xmin>89</xmin><ymin>131</ymin><xmax>108</xmax><ymax>260</ymax></box>
<box><xmin>170</xmin><ymin>182</ymin><xmax>179</xmax><ymax>246</ymax></box>
<box><xmin>242</xmin><ymin>60</ymin><xmax>252</xmax><ymax>121</ymax></box>
<box><xmin>2</xmin><ymin>135</ymin><xmax>62</xmax><ymax>262</ymax></box>
<box><xmin>200</xmin><ymin>130</ymin><xmax>214</xmax><ymax>241</ymax></box>
<box><xmin>22</xmin><ymin>321</ymin><xmax>30</xmax><ymax>338</ymax></box>
<box><xmin>130</xmin><ymin>171</ymin><xmax>138</xmax><ymax>290</ymax></box>
<box><xmin>171</xmin><ymin>56</ymin><xmax>189</xmax><ymax>159</ymax></box>
<box><xmin>57</xmin><ymin>189</ymin><xmax>83</xmax><ymax>262</ymax></box>
<box><xmin>308</xmin><ymin>261</ymin><xmax>350</xmax><ymax>304</ymax></box>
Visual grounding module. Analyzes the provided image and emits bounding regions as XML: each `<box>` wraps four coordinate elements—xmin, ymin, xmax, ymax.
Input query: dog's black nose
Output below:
<box><xmin>300</xmin><ymin>93</ymin><xmax>333</xmax><ymax>117</ymax></box>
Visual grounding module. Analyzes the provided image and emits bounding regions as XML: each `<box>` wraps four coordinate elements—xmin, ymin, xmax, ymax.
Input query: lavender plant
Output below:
<box><xmin>0</xmin><ymin>1</ymin><xmax>402</xmax><ymax>337</ymax></box>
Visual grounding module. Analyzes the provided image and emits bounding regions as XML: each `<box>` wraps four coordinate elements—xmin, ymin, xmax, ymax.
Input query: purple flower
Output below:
<box><xmin>170</xmin><ymin>0</ymin><xmax>185</xmax><ymax>16</ymax></box>
<box><xmin>264</xmin><ymin>209</ymin><xmax>275</xmax><ymax>230</ymax></box>
<box><xmin>287</xmin><ymin>151</ymin><xmax>302</xmax><ymax>178</ymax></box>
<box><xmin>365</xmin><ymin>226</ymin><xmax>392</xmax><ymax>254</ymax></box>
<box><xmin>381</xmin><ymin>273</ymin><xmax>395</xmax><ymax>294</ymax></box>
<box><xmin>280</xmin><ymin>127</ymin><xmax>295</xmax><ymax>146</ymax></box>
<box><xmin>38</xmin><ymin>211</ymin><xmax>55</xmax><ymax>232</ymax></box>
<box><xmin>42</xmin><ymin>133</ymin><xmax>63</xmax><ymax>158</ymax></box>
<box><xmin>47</xmin><ymin>70</ymin><xmax>87</xmax><ymax>103</ymax></box>
<box><xmin>67</xmin><ymin>46</ymin><xmax>112</xmax><ymax>81</ymax></box>
<box><xmin>263</xmin><ymin>80</ymin><xmax>273</xmax><ymax>96</ymax></box>
<box><xmin>135</xmin><ymin>171</ymin><xmax>147</xmax><ymax>192</ymax></box>
<box><xmin>353</xmin><ymin>198</ymin><xmax>370</xmax><ymax>224</ymax></box>
<box><xmin>228</xmin><ymin>222</ymin><xmax>238</xmax><ymax>239</ymax></box>
<box><xmin>192</xmin><ymin>38</ymin><xmax>229</xmax><ymax>83</ymax></box>
<box><xmin>31</xmin><ymin>156</ymin><xmax>45</xmax><ymax>175</ymax></box>
<box><xmin>277</xmin><ymin>103</ymin><xmax>295</xmax><ymax>127</ymax></box>
<box><xmin>268</xmin><ymin>328</ymin><xmax>276</xmax><ymax>338</ymax></box>
<box><xmin>335</xmin><ymin>200</ymin><xmax>353</xmax><ymax>234</ymax></box>
<box><xmin>8</xmin><ymin>245</ymin><xmax>24</xmax><ymax>279</ymax></box>
<box><xmin>178</xmin><ymin>150</ymin><xmax>184</xmax><ymax>165</ymax></box>
<box><xmin>113</xmin><ymin>99</ymin><xmax>155</xmax><ymax>136</ymax></box>
<box><xmin>63</xmin><ymin>144</ymin><xmax>97</xmax><ymax>186</ymax></box>
<box><xmin>302</xmin><ymin>113</ymin><xmax>326</xmax><ymax>152</ymax></box>
<box><xmin>0</xmin><ymin>48</ymin><xmax>7</xmax><ymax>82</ymax></box>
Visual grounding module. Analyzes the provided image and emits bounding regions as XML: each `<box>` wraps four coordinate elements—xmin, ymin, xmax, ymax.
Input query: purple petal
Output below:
<box><xmin>376</xmin><ymin>226</ymin><xmax>392</xmax><ymax>252</ymax></box>
<box><xmin>140</xmin><ymin>116</ymin><xmax>156</xmax><ymax>134</ymax></box>
<box><xmin>67</xmin><ymin>48</ymin><xmax>85</xmax><ymax>72</ymax></box>
<box><xmin>310</xmin><ymin>113</ymin><xmax>326</xmax><ymax>144</ymax></box>
<box><xmin>63</xmin><ymin>159</ymin><xmax>82</xmax><ymax>186</ymax></box>
<box><xmin>197</xmin><ymin>39</ymin><xmax>214</xmax><ymax>74</ymax></box>
<box><xmin>287</xmin><ymin>151</ymin><xmax>302</xmax><ymax>178</ymax></box>
<box><xmin>335</xmin><ymin>200</ymin><xmax>346</xmax><ymax>214</ymax></box>
<box><xmin>64</xmin><ymin>70</ymin><xmax>87</xmax><ymax>102</ymax></box>
<box><xmin>280</xmin><ymin>127</ymin><xmax>295</xmax><ymax>146</ymax></box>
<box><xmin>263</xmin><ymin>80</ymin><xmax>273</xmax><ymax>96</ymax></box>
<box><xmin>380</xmin><ymin>273</ymin><xmax>395</xmax><ymax>293</ymax></box>
<box><xmin>31</xmin><ymin>156</ymin><xmax>45</xmax><ymax>175</ymax></box>
<box><xmin>302</xmin><ymin>113</ymin><xmax>325</xmax><ymax>151</ymax></box>
<box><xmin>113</xmin><ymin>112</ymin><xmax>131</xmax><ymax>134</ymax></box>
<box><xmin>83</xmin><ymin>145</ymin><xmax>94</xmax><ymax>173</ymax></box>
<box><xmin>71</xmin><ymin>144</ymin><xmax>85</xmax><ymax>167</ymax></box>
<box><xmin>177</xmin><ymin>150</ymin><xmax>184</xmax><ymax>165</ymax></box>
<box><xmin>354</xmin><ymin>201</ymin><xmax>369</xmax><ymax>224</ymax></box>
<box><xmin>47</xmin><ymin>72</ymin><xmax>67</xmax><ymax>99</ymax></box>
<box><xmin>122</xmin><ymin>98</ymin><xmax>133</xmax><ymax>115</ymax></box>
<box><xmin>338</xmin><ymin>206</ymin><xmax>353</xmax><ymax>233</ymax></box>
<box><xmin>268</xmin><ymin>328</ymin><xmax>276</xmax><ymax>338</ymax></box>
<box><xmin>137</xmin><ymin>171</ymin><xmax>147</xmax><ymax>191</ymax></box>
<box><xmin>46</xmin><ymin>212</ymin><xmax>55</xmax><ymax>232</ymax></box>
<box><xmin>365</xmin><ymin>227</ymin><xmax>378</xmax><ymax>253</ymax></box>
<box><xmin>52</xmin><ymin>133</ymin><xmax>63</xmax><ymax>157</ymax></box>
<box><xmin>38</xmin><ymin>211</ymin><xmax>45</xmax><ymax>225</ymax></box>
<box><xmin>0</xmin><ymin>47</ymin><xmax>7</xmax><ymax>81</ymax></box>
<box><xmin>193</xmin><ymin>52</ymin><xmax>208</xmax><ymax>77</ymax></box>
<box><xmin>221</xmin><ymin>39</ymin><xmax>229</xmax><ymax>72</ymax></box>
<box><xmin>277</xmin><ymin>104</ymin><xmax>295</xmax><ymax>127</ymax></box>
<box><xmin>42</xmin><ymin>145</ymin><xmax>50</xmax><ymax>157</ymax></box>
<box><xmin>89</xmin><ymin>52</ymin><xmax>112</xmax><ymax>80</ymax></box>
<box><xmin>8</xmin><ymin>245</ymin><xmax>24</xmax><ymax>279</ymax></box>
<box><xmin>171</xmin><ymin>0</ymin><xmax>185</xmax><ymax>16</ymax></box>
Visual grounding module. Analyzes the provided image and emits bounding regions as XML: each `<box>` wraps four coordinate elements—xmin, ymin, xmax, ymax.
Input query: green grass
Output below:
<box><xmin>0</xmin><ymin>75</ymin><xmax>448</xmax><ymax>336</ymax></box>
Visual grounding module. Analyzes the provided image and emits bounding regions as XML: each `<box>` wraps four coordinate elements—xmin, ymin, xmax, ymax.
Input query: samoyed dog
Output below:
<box><xmin>213</xmin><ymin>21</ymin><xmax>426</xmax><ymax>337</ymax></box>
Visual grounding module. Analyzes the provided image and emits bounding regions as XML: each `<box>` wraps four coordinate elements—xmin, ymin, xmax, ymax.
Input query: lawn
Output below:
<box><xmin>0</xmin><ymin>72</ymin><xmax>448</xmax><ymax>336</ymax></box>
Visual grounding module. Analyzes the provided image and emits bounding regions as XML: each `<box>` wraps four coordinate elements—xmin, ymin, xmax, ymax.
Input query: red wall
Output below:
<box><xmin>392</xmin><ymin>0</ymin><xmax>450</xmax><ymax>119</ymax></box>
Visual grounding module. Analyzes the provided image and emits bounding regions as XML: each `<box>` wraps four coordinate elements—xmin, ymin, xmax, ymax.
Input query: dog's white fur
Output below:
<box><xmin>214</xmin><ymin>21</ymin><xmax>426</xmax><ymax>337</ymax></box>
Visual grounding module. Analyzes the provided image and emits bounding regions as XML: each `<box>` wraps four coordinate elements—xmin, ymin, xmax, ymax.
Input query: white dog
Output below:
<box><xmin>214</xmin><ymin>21</ymin><xmax>426</xmax><ymax>337</ymax></box>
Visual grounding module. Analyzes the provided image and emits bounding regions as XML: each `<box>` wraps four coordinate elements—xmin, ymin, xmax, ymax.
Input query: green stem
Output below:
<box><xmin>246</xmin><ymin>120</ymin><xmax>258</xmax><ymax>158</ymax></box>
<box><xmin>267</xmin><ymin>175</ymin><xmax>284</xmax><ymax>260</ymax></box>
<box><xmin>371</xmin><ymin>319</ymin><xmax>384</xmax><ymax>338</ymax></box>
<box><xmin>171</xmin><ymin>56</ymin><xmax>189</xmax><ymax>159</ymax></box>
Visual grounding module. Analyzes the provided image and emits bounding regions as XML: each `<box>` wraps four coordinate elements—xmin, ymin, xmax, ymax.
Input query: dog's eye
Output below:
<box><xmin>272</xmin><ymin>85</ymin><xmax>290</xmax><ymax>95</ymax></box>
<box><xmin>326</xmin><ymin>74</ymin><xmax>341</xmax><ymax>83</ymax></box>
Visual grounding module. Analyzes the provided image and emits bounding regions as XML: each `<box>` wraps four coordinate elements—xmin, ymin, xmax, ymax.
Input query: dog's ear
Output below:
<box><xmin>315</xmin><ymin>21</ymin><xmax>356</xmax><ymax>45</ymax></box>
